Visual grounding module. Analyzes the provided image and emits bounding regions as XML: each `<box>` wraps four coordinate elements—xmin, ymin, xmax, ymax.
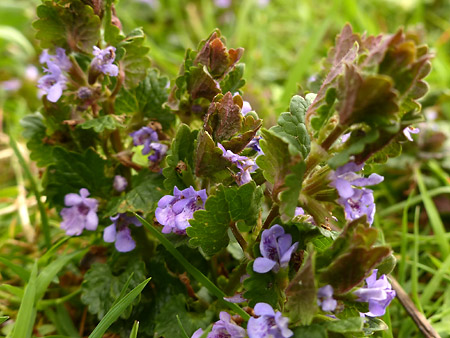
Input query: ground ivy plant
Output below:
<box><xmin>22</xmin><ymin>0</ymin><xmax>432</xmax><ymax>336</ymax></box>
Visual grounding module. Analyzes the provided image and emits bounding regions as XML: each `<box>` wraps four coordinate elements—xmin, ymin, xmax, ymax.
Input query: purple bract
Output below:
<box><xmin>60</xmin><ymin>188</ymin><xmax>98</xmax><ymax>236</ymax></box>
<box><xmin>247</xmin><ymin>303</ymin><xmax>293</xmax><ymax>338</ymax></box>
<box><xmin>91</xmin><ymin>46</ymin><xmax>119</xmax><ymax>76</ymax></box>
<box><xmin>353</xmin><ymin>269</ymin><xmax>396</xmax><ymax>317</ymax></box>
<box><xmin>129</xmin><ymin>126</ymin><xmax>161</xmax><ymax>158</ymax></box>
<box><xmin>155</xmin><ymin>186</ymin><xmax>207</xmax><ymax>235</ymax></box>
<box><xmin>330</xmin><ymin>162</ymin><xmax>383</xmax><ymax>225</ymax></box>
<box><xmin>103</xmin><ymin>213</ymin><xmax>142</xmax><ymax>252</ymax></box>
<box><xmin>317</xmin><ymin>285</ymin><xmax>337</xmax><ymax>312</ymax></box>
<box><xmin>218</xmin><ymin>143</ymin><xmax>258</xmax><ymax>185</ymax></box>
<box><xmin>253</xmin><ymin>224</ymin><xmax>298</xmax><ymax>274</ymax></box>
<box><xmin>148</xmin><ymin>142</ymin><xmax>168</xmax><ymax>162</ymax></box>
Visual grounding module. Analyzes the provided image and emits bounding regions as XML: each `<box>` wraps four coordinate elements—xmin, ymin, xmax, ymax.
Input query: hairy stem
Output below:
<box><xmin>229</xmin><ymin>221</ymin><xmax>247</xmax><ymax>252</ymax></box>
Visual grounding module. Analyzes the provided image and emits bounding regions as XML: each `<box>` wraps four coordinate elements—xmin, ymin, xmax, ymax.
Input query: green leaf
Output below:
<box><xmin>0</xmin><ymin>256</ymin><xmax>30</xmax><ymax>282</ymax></box>
<box><xmin>221</xmin><ymin>114</ymin><xmax>262</xmax><ymax>154</ymax></box>
<box><xmin>106</xmin><ymin>170</ymin><xmax>164</xmax><ymax>215</ymax></box>
<box><xmin>79</xmin><ymin>115</ymin><xmax>122</xmax><ymax>133</ymax></box>
<box><xmin>325</xmin><ymin>317</ymin><xmax>364</xmax><ymax>333</ymax></box>
<box><xmin>20</xmin><ymin>114</ymin><xmax>55</xmax><ymax>167</ymax></box>
<box><xmin>81</xmin><ymin>260</ymin><xmax>147</xmax><ymax>320</ymax></box>
<box><xmin>271</xmin><ymin>94</ymin><xmax>312</xmax><ymax>159</ymax></box>
<box><xmin>88</xmin><ymin>277</ymin><xmax>151</xmax><ymax>338</ymax></box>
<box><xmin>256</xmin><ymin>129</ymin><xmax>305</xmax><ymax>220</ymax></box>
<box><xmin>187</xmin><ymin>182</ymin><xmax>263</xmax><ymax>256</ymax></box>
<box><xmin>44</xmin><ymin>147</ymin><xmax>112</xmax><ymax>208</ymax></box>
<box><xmin>163</xmin><ymin>124</ymin><xmax>197</xmax><ymax>190</ymax></box>
<box><xmin>363</xmin><ymin>317</ymin><xmax>388</xmax><ymax>335</ymax></box>
<box><xmin>104</xmin><ymin>0</ymin><xmax>124</xmax><ymax>45</ymax></box>
<box><xmin>116</xmin><ymin>69</ymin><xmax>174</xmax><ymax>129</ymax></box>
<box><xmin>243</xmin><ymin>262</ymin><xmax>280</xmax><ymax>308</ymax></box>
<box><xmin>0</xmin><ymin>316</ymin><xmax>8</xmax><ymax>325</ymax></box>
<box><xmin>33</xmin><ymin>0</ymin><xmax>100</xmax><ymax>53</ymax></box>
<box><xmin>11</xmin><ymin>261</ymin><xmax>37</xmax><ymax>338</ymax></box>
<box><xmin>154</xmin><ymin>294</ymin><xmax>214</xmax><ymax>338</ymax></box>
<box><xmin>285</xmin><ymin>252</ymin><xmax>317</xmax><ymax>325</ymax></box>
<box><xmin>293</xmin><ymin>324</ymin><xmax>328</xmax><ymax>338</ymax></box>
<box><xmin>204</xmin><ymin>92</ymin><xmax>243</xmax><ymax>142</ymax></box>
<box><xmin>221</xmin><ymin>63</ymin><xmax>246</xmax><ymax>94</ymax></box>
<box><xmin>118</xmin><ymin>28</ymin><xmax>151</xmax><ymax>89</ymax></box>
<box><xmin>194</xmin><ymin>130</ymin><xmax>230</xmax><ymax>180</ymax></box>
<box><xmin>136</xmin><ymin>214</ymin><xmax>250</xmax><ymax>320</ymax></box>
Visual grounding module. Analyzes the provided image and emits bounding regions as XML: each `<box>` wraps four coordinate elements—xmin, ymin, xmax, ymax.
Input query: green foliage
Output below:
<box><xmin>221</xmin><ymin>63</ymin><xmax>246</xmax><ymax>94</ymax></box>
<box><xmin>293</xmin><ymin>324</ymin><xmax>328</xmax><ymax>338</ymax></box>
<box><xmin>106</xmin><ymin>169</ymin><xmax>164</xmax><ymax>215</ymax></box>
<box><xmin>285</xmin><ymin>252</ymin><xmax>317</xmax><ymax>325</ymax></box>
<box><xmin>243</xmin><ymin>262</ymin><xmax>280</xmax><ymax>308</ymax></box>
<box><xmin>187</xmin><ymin>182</ymin><xmax>263</xmax><ymax>256</ymax></box>
<box><xmin>33</xmin><ymin>0</ymin><xmax>101</xmax><ymax>53</ymax></box>
<box><xmin>20</xmin><ymin>114</ymin><xmax>55</xmax><ymax>167</ymax></box>
<box><xmin>81</xmin><ymin>259</ymin><xmax>147</xmax><ymax>320</ymax></box>
<box><xmin>43</xmin><ymin>147</ymin><xmax>112</xmax><ymax>208</ymax></box>
<box><xmin>271</xmin><ymin>94</ymin><xmax>312</xmax><ymax>159</ymax></box>
<box><xmin>194</xmin><ymin>130</ymin><xmax>230</xmax><ymax>180</ymax></box>
<box><xmin>317</xmin><ymin>219</ymin><xmax>391</xmax><ymax>293</ymax></box>
<box><xmin>154</xmin><ymin>294</ymin><xmax>214</xmax><ymax>338</ymax></box>
<box><xmin>325</xmin><ymin>317</ymin><xmax>364</xmax><ymax>333</ymax></box>
<box><xmin>89</xmin><ymin>277</ymin><xmax>151</xmax><ymax>338</ymax></box>
<box><xmin>80</xmin><ymin>115</ymin><xmax>123</xmax><ymax>133</ymax></box>
<box><xmin>117</xmin><ymin>28</ymin><xmax>151</xmax><ymax>89</ymax></box>
<box><xmin>116</xmin><ymin>69</ymin><xmax>175</xmax><ymax>129</ymax></box>
<box><xmin>163</xmin><ymin>124</ymin><xmax>197</xmax><ymax>190</ymax></box>
<box><xmin>256</xmin><ymin>129</ymin><xmax>306</xmax><ymax>220</ymax></box>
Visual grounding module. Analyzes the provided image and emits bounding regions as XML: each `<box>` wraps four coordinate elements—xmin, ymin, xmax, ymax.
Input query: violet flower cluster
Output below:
<box><xmin>91</xmin><ymin>46</ymin><xmax>119</xmax><ymax>76</ymax></box>
<box><xmin>247</xmin><ymin>303</ymin><xmax>293</xmax><ymax>338</ymax></box>
<box><xmin>317</xmin><ymin>285</ymin><xmax>337</xmax><ymax>312</ymax></box>
<box><xmin>192</xmin><ymin>312</ymin><xmax>246</xmax><ymax>338</ymax></box>
<box><xmin>60</xmin><ymin>188</ymin><xmax>98</xmax><ymax>236</ymax></box>
<box><xmin>38</xmin><ymin>48</ymin><xmax>71</xmax><ymax>102</ymax></box>
<box><xmin>130</xmin><ymin>126</ymin><xmax>168</xmax><ymax>162</ymax></box>
<box><xmin>113</xmin><ymin>175</ymin><xmax>128</xmax><ymax>192</ymax></box>
<box><xmin>155</xmin><ymin>186</ymin><xmax>207</xmax><ymax>235</ymax></box>
<box><xmin>330</xmin><ymin>162</ymin><xmax>384</xmax><ymax>225</ymax></box>
<box><xmin>354</xmin><ymin>269</ymin><xmax>396</xmax><ymax>317</ymax></box>
<box><xmin>103</xmin><ymin>213</ymin><xmax>142</xmax><ymax>252</ymax></box>
<box><xmin>403</xmin><ymin>126</ymin><xmax>420</xmax><ymax>141</ymax></box>
<box><xmin>253</xmin><ymin>224</ymin><xmax>298</xmax><ymax>274</ymax></box>
<box><xmin>218</xmin><ymin>143</ymin><xmax>258</xmax><ymax>185</ymax></box>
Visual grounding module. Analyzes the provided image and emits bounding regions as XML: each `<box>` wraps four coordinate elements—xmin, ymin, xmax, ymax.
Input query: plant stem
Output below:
<box><xmin>229</xmin><ymin>221</ymin><xmax>247</xmax><ymax>252</ymax></box>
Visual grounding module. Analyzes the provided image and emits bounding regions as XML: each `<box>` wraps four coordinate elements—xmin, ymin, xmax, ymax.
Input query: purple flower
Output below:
<box><xmin>294</xmin><ymin>207</ymin><xmax>315</xmax><ymax>224</ymax></box>
<box><xmin>60</xmin><ymin>188</ymin><xmax>98</xmax><ymax>236</ymax></box>
<box><xmin>247</xmin><ymin>135</ymin><xmax>264</xmax><ymax>155</ymax></box>
<box><xmin>224</xmin><ymin>293</ymin><xmax>247</xmax><ymax>304</ymax></box>
<box><xmin>253</xmin><ymin>225</ymin><xmax>298</xmax><ymax>273</ymax></box>
<box><xmin>218</xmin><ymin>143</ymin><xmax>258</xmax><ymax>185</ymax></box>
<box><xmin>207</xmin><ymin>312</ymin><xmax>246</xmax><ymax>338</ymax></box>
<box><xmin>91</xmin><ymin>46</ymin><xmax>119</xmax><ymax>76</ymax></box>
<box><xmin>403</xmin><ymin>126</ymin><xmax>420</xmax><ymax>141</ymax></box>
<box><xmin>130</xmin><ymin>126</ymin><xmax>159</xmax><ymax>154</ymax></box>
<box><xmin>148</xmin><ymin>142</ymin><xmax>168</xmax><ymax>162</ymax></box>
<box><xmin>39</xmin><ymin>48</ymin><xmax>71</xmax><ymax>72</ymax></box>
<box><xmin>353</xmin><ymin>269</ymin><xmax>396</xmax><ymax>317</ymax></box>
<box><xmin>247</xmin><ymin>303</ymin><xmax>293</xmax><ymax>338</ymax></box>
<box><xmin>113</xmin><ymin>175</ymin><xmax>128</xmax><ymax>192</ymax></box>
<box><xmin>214</xmin><ymin>0</ymin><xmax>231</xmax><ymax>8</ymax></box>
<box><xmin>155</xmin><ymin>186</ymin><xmax>207</xmax><ymax>235</ymax></box>
<box><xmin>317</xmin><ymin>285</ymin><xmax>337</xmax><ymax>312</ymax></box>
<box><xmin>191</xmin><ymin>328</ymin><xmax>204</xmax><ymax>338</ymax></box>
<box><xmin>37</xmin><ymin>61</ymin><xmax>68</xmax><ymax>102</ymax></box>
<box><xmin>103</xmin><ymin>213</ymin><xmax>141</xmax><ymax>252</ymax></box>
<box><xmin>330</xmin><ymin>162</ymin><xmax>383</xmax><ymax>225</ymax></box>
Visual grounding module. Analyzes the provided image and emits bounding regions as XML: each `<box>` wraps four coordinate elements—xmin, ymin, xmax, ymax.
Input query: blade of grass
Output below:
<box><xmin>428</xmin><ymin>160</ymin><xmax>450</xmax><ymax>187</ymax></box>
<box><xmin>135</xmin><ymin>213</ymin><xmax>251</xmax><ymax>321</ymax></box>
<box><xmin>38</xmin><ymin>237</ymin><xmax>70</xmax><ymax>266</ymax></box>
<box><xmin>420</xmin><ymin>254</ymin><xmax>450</xmax><ymax>306</ymax></box>
<box><xmin>129</xmin><ymin>321</ymin><xmax>139</xmax><ymax>338</ymax></box>
<box><xmin>10</xmin><ymin>261</ymin><xmax>37</xmax><ymax>338</ymax></box>
<box><xmin>378</xmin><ymin>186</ymin><xmax>450</xmax><ymax>218</ymax></box>
<box><xmin>411</xmin><ymin>206</ymin><xmax>423</xmax><ymax>313</ymax></box>
<box><xmin>415</xmin><ymin>167</ymin><xmax>450</xmax><ymax>258</ymax></box>
<box><xmin>9</xmin><ymin>135</ymin><xmax>50</xmax><ymax>248</ymax></box>
<box><xmin>176</xmin><ymin>315</ymin><xmax>190</xmax><ymax>338</ymax></box>
<box><xmin>382</xmin><ymin>306</ymin><xmax>394</xmax><ymax>338</ymax></box>
<box><xmin>399</xmin><ymin>190</ymin><xmax>415</xmax><ymax>285</ymax></box>
<box><xmin>44</xmin><ymin>304</ymin><xmax>80</xmax><ymax>338</ymax></box>
<box><xmin>35</xmin><ymin>249</ymin><xmax>87</xmax><ymax>301</ymax></box>
<box><xmin>88</xmin><ymin>277</ymin><xmax>151</xmax><ymax>338</ymax></box>
<box><xmin>110</xmin><ymin>272</ymin><xmax>134</xmax><ymax>308</ymax></box>
<box><xmin>0</xmin><ymin>316</ymin><xmax>9</xmax><ymax>325</ymax></box>
<box><xmin>0</xmin><ymin>256</ymin><xmax>30</xmax><ymax>281</ymax></box>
